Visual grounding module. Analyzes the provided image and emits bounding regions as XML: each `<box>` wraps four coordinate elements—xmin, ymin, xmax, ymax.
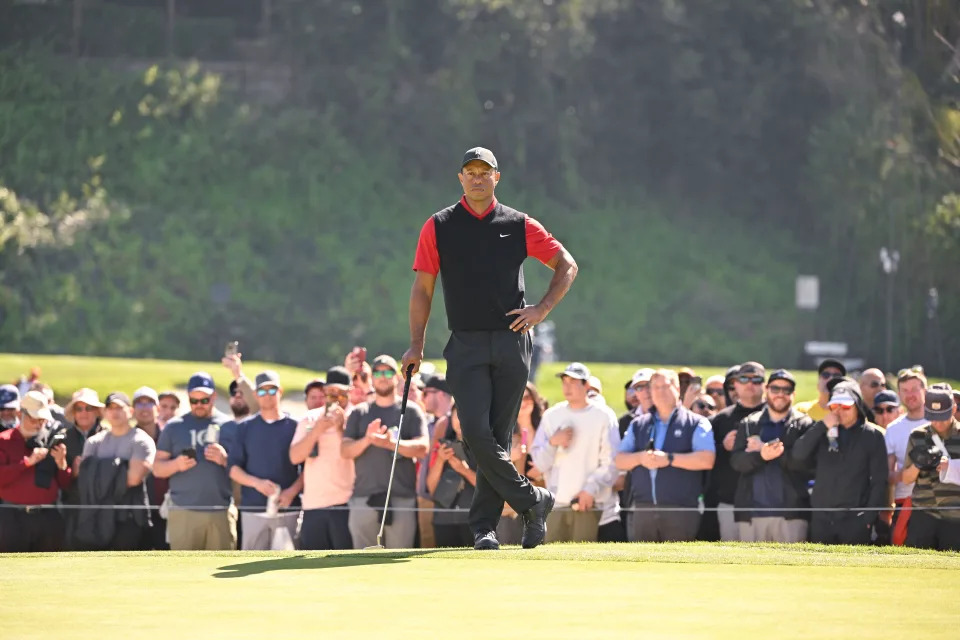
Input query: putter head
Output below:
<box><xmin>364</xmin><ymin>544</ymin><xmax>385</xmax><ymax>550</ymax></box>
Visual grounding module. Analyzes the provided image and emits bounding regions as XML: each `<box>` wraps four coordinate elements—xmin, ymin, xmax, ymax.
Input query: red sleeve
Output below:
<box><xmin>525</xmin><ymin>216</ymin><xmax>563</xmax><ymax>265</ymax></box>
<box><xmin>412</xmin><ymin>217</ymin><xmax>440</xmax><ymax>275</ymax></box>
<box><xmin>56</xmin><ymin>467</ymin><xmax>73</xmax><ymax>489</ymax></box>
<box><xmin>0</xmin><ymin>449</ymin><xmax>28</xmax><ymax>487</ymax></box>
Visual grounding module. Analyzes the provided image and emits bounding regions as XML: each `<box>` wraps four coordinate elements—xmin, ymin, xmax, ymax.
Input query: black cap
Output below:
<box><xmin>325</xmin><ymin>366</ymin><xmax>351</xmax><ymax>388</ymax></box>
<box><xmin>873</xmin><ymin>390</ymin><xmax>900</xmax><ymax>406</ymax></box>
<box><xmin>461</xmin><ymin>147</ymin><xmax>498</xmax><ymax>170</ymax></box>
<box><xmin>925</xmin><ymin>387</ymin><xmax>956</xmax><ymax>421</ymax></box>
<box><xmin>818</xmin><ymin>358</ymin><xmax>847</xmax><ymax>376</ymax></box>
<box><xmin>767</xmin><ymin>369</ymin><xmax>796</xmax><ymax>387</ymax></box>
<box><xmin>228</xmin><ymin>380</ymin><xmax>239</xmax><ymax>396</ymax></box>
<box><xmin>738</xmin><ymin>361</ymin><xmax>766</xmax><ymax>377</ymax></box>
<box><xmin>424</xmin><ymin>374</ymin><xmax>451</xmax><ymax>395</ymax></box>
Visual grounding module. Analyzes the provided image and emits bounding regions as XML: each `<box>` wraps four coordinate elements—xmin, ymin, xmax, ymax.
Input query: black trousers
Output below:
<box><xmin>810</xmin><ymin>512</ymin><xmax>872</xmax><ymax>545</ymax></box>
<box><xmin>444</xmin><ymin>330</ymin><xmax>538</xmax><ymax>534</ymax></box>
<box><xmin>905</xmin><ymin>510</ymin><xmax>960</xmax><ymax>552</ymax></box>
<box><xmin>299</xmin><ymin>506</ymin><xmax>353</xmax><ymax>550</ymax></box>
<box><xmin>0</xmin><ymin>507</ymin><xmax>65</xmax><ymax>552</ymax></box>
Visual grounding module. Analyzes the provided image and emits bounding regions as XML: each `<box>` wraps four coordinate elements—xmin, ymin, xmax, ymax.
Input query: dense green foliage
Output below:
<box><xmin>1</xmin><ymin>0</ymin><xmax>958</xmax><ymax>373</ymax></box>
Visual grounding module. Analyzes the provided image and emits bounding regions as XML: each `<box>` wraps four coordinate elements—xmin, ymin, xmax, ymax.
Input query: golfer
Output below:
<box><xmin>402</xmin><ymin>147</ymin><xmax>578</xmax><ymax>550</ymax></box>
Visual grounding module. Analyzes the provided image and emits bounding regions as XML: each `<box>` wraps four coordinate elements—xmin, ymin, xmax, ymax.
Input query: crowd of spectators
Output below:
<box><xmin>1</xmin><ymin>353</ymin><xmax>959</xmax><ymax>552</ymax></box>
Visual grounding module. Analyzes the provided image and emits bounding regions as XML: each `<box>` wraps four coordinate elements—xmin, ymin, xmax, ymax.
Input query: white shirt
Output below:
<box><xmin>530</xmin><ymin>401</ymin><xmax>618</xmax><ymax>508</ymax></box>
<box><xmin>885</xmin><ymin>415</ymin><xmax>928</xmax><ymax>500</ymax></box>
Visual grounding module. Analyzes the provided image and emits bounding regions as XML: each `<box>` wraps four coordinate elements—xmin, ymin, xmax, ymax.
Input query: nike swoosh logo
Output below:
<box><xmin>500</xmin><ymin>233</ymin><xmax>510</xmax><ymax>238</ymax></box>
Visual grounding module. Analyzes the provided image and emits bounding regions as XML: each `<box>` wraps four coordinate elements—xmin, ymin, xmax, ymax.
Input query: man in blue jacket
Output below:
<box><xmin>615</xmin><ymin>369</ymin><xmax>715</xmax><ymax>541</ymax></box>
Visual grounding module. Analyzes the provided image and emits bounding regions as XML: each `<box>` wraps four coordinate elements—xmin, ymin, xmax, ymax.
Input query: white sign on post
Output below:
<box><xmin>796</xmin><ymin>275</ymin><xmax>819</xmax><ymax>310</ymax></box>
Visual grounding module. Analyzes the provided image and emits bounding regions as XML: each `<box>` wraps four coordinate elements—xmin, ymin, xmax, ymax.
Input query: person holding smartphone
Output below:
<box><xmin>427</xmin><ymin>403</ymin><xmax>478</xmax><ymax>547</ymax></box>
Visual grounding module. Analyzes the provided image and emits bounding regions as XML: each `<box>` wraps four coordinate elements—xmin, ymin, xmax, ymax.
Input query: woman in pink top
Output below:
<box><xmin>289</xmin><ymin>403</ymin><xmax>356</xmax><ymax>549</ymax></box>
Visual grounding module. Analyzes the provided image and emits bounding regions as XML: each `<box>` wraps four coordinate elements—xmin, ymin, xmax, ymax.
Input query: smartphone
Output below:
<box><xmin>353</xmin><ymin>346</ymin><xmax>367</xmax><ymax>364</ymax></box>
<box><xmin>225</xmin><ymin>341</ymin><xmax>239</xmax><ymax>358</ymax></box>
<box><xmin>689</xmin><ymin>376</ymin><xmax>702</xmax><ymax>393</ymax></box>
<box><xmin>181</xmin><ymin>447</ymin><xmax>197</xmax><ymax>460</ymax></box>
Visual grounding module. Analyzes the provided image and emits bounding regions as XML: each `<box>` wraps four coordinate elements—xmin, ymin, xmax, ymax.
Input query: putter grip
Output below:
<box><xmin>399</xmin><ymin>363</ymin><xmax>416</xmax><ymax>410</ymax></box>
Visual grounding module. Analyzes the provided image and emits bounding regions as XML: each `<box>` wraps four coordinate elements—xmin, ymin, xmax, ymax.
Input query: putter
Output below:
<box><xmin>364</xmin><ymin>362</ymin><xmax>416</xmax><ymax>550</ymax></box>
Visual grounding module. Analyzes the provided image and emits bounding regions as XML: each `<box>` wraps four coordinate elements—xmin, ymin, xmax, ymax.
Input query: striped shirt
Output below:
<box><xmin>905</xmin><ymin>419</ymin><xmax>960</xmax><ymax>521</ymax></box>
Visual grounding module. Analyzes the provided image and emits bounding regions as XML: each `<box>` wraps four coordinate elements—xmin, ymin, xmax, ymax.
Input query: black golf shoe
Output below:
<box><xmin>473</xmin><ymin>530</ymin><xmax>500</xmax><ymax>550</ymax></box>
<box><xmin>520</xmin><ymin>487</ymin><xmax>555</xmax><ymax>549</ymax></box>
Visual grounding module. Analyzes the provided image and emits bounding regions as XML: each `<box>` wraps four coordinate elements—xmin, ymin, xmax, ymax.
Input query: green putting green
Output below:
<box><xmin>1</xmin><ymin>544</ymin><xmax>958</xmax><ymax>639</ymax></box>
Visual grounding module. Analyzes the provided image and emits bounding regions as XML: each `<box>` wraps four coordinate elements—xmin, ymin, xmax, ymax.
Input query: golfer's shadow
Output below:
<box><xmin>213</xmin><ymin>549</ymin><xmax>448</xmax><ymax>579</ymax></box>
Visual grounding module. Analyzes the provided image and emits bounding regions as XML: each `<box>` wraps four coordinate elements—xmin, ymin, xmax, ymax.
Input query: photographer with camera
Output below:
<box><xmin>901</xmin><ymin>386</ymin><xmax>960</xmax><ymax>551</ymax></box>
<box><xmin>154</xmin><ymin>372</ymin><xmax>236</xmax><ymax>550</ymax></box>
<box><xmin>0</xmin><ymin>391</ymin><xmax>71</xmax><ymax>551</ymax></box>
<box><xmin>427</xmin><ymin>403</ymin><xmax>477</xmax><ymax>547</ymax></box>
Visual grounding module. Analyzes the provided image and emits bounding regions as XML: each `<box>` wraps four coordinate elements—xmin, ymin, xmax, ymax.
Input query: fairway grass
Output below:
<box><xmin>2</xmin><ymin>544</ymin><xmax>958</xmax><ymax>639</ymax></box>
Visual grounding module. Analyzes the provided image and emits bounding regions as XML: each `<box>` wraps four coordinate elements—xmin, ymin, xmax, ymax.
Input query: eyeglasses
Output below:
<box><xmin>866</xmin><ymin>380</ymin><xmax>886</xmax><ymax>389</ymax></box>
<box><xmin>371</xmin><ymin>370</ymin><xmax>395</xmax><ymax>379</ymax></box>
<box><xmin>706</xmin><ymin>388</ymin><xmax>724</xmax><ymax>396</ymax></box>
<box><xmin>325</xmin><ymin>390</ymin><xmax>348</xmax><ymax>399</ymax></box>
<box><xmin>737</xmin><ymin>376</ymin><xmax>764</xmax><ymax>385</ymax></box>
<box><xmin>820</xmin><ymin>370</ymin><xmax>843</xmax><ymax>380</ymax></box>
<box><xmin>767</xmin><ymin>385</ymin><xmax>794</xmax><ymax>395</ymax></box>
<box><xmin>693</xmin><ymin>402</ymin><xmax>712</xmax><ymax>411</ymax></box>
<box><xmin>897</xmin><ymin>365</ymin><xmax>924</xmax><ymax>379</ymax></box>
<box><xmin>189</xmin><ymin>397</ymin><xmax>212</xmax><ymax>405</ymax></box>
<box><xmin>74</xmin><ymin>405</ymin><xmax>99</xmax><ymax>413</ymax></box>
<box><xmin>133</xmin><ymin>401</ymin><xmax>156</xmax><ymax>409</ymax></box>
<box><xmin>875</xmin><ymin>406</ymin><xmax>899</xmax><ymax>415</ymax></box>
<box><xmin>256</xmin><ymin>387</ymin><xmax>279</xmax><ymax>397</ymax></box>
<box><xmin>827</xmin><ymin>403</ymin><xmax>854</xmax><ymax>411</ymax></box>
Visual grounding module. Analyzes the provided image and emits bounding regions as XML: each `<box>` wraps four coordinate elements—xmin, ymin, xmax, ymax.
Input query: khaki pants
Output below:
<box><xmin>417</xmin><ymin>497</ymin><xmax>436</xmax><ymax>548</ymax></box>
<box><xmin>545</xmin><ymin>509</ymin><xmax>601</xmax><ymax>543</ymax></box>
<box><xmin>167</xmin><ymin>507</ymin><xmax>237</xmax><ymax>551</ymax></box>
<box><xmin>739</xmin><ymin>517</ymin><xmax>808</xmax><ymax>543</ymax></box>
<box><xmin>717</xmin><ymin>502</ymin><xmax>739</xmax><ymax>541</ymax></box>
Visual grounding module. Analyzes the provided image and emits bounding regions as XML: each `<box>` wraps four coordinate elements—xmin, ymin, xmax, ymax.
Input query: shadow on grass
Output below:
<box><xmin>213</xmin><ymin>549</ymin><xmax>451</xmax><ymax>579</ymax></box>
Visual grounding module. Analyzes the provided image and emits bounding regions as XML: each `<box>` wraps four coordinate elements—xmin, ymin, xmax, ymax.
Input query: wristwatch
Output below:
<box><xmin>667</xmin><ymin>452</ymin><xmax>674</xmax><ymax>466</ymax></box>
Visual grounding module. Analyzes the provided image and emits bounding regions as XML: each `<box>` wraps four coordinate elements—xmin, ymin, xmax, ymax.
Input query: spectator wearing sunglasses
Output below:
<box><xmin>792</xmin><ymin>380</ymin><xmax>887</xmax><ymax>545</ymax></box>
<box><xmin>61</xmin><ymin>388</ymin><xmax>106</xmax><ymax>549</ymax></box>
<box><xmin>884</xmin><ymin>367</ymin><xmax>928</xmax><ymax>545</ymax></box>
<box><xmin>705</xmin><ymin>375</ymin><xmax>727</xmax><ymax>412</ymax></box>
<box><xmin>703</xmin><ymin>362</ymin><xmax>767</xmax><ymax>542</ymax></box>
<box><xmin>228</xmin><ymin>371</ymin><xmax>303</xmax><ymax>550</ymax></box>
<box><xmin>691</xmin><ymin>394</ymin><xmax>716</xmax><ymax>419</ymax></box>
<box><xmin>323</xmin><ymin>366</ymin><xmax>353</xmax><ymax>412</ymax></box>
<box><xmin>131</xmin><ymin>386</ymin><xmax>168</xmax><ymax>550</ymax></box>
<box><xmin>872</xmin><ymin>390</ymin><xmax>903</xmax><ymax>429</ymax></box>
<box><xmin>730</xmin><ymin>370</ymin><xmax>813</xmax><ymax>542</ymax></box>
<box><xmin>154</xmin><ymin>373</ymin><xmax>236</xmax><ymax>550</ymax></box>
<box><xmin>858</xmin><ymin>368</ymin><xmax>887</xmax><ymax>410</ymax></box>
<box><xmin>795</xmin><ymin>359</ymin><xmax>847</xmax><ymax>422</ymax></box>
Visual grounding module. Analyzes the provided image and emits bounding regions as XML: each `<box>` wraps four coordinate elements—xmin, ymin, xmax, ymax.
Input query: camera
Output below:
<box><xmin>908</xmin><ymin>442</ymin><xmax>942</xmax><ymax>472</ymax></box>
<box><xmin>181</xmin><ymin>447</ymin><xmax>197</xmax><ymax>460</ymax></box>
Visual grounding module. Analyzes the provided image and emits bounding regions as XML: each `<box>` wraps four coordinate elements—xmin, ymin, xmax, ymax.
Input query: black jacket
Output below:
<box><xmin>62</xmin><ymin>420</ymin><xmax>105</xmax><ymax>506</ymax></box>
<box><xmin>730</xmin><ymin>407</ymin><xmax>814</xmax><ymax>522</ymax></box>
<box><xmin>791</xmin><ymin>381</ymin><xmax>888</xmax><ymax>523</ymax></box>
<box><xmin>706</xmin><ymin>401</ymin><xmax>765</xmax><ymax>505</ymax></box>
<box><xmin>71</xmin><ymin>457</ymin><xmax>151</xmax><ymax>550</ymax></box>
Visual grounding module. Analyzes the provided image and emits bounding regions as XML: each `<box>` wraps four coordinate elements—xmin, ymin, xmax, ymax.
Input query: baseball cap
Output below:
<box><xmin>132</xmin><ymin>386</ymin><xmax>159</xmax><ymax>404</ymax></box>
<box><xmin>325</xmin><ymin>366</ymin><xmax>351</xmax><ymax>389</ymax></box>
<box><xmin>304</xmin><ymin>378</ymin><xmax>325</xmax><ymax>395</ymax></box>
<box><xmin>678</xmin><ymin>367</ymin><xmax>696</xmax><ymax>380</ymax></box>
<box><xmin>873</xmin><ymin>389</ymin><xmax>900</xmax><ymax>407</ymax></box>
<box><xmin>21</xmin><ymin>391</ymin><xmax>53</xmax><ymax>421</ymax></box>
<box><xmin>255</xmin><ymin>370</ymin><xmax>281</xmax><ymax>389</ymax></box>
<box><xmin>818</xmin><ymin>358</ymin><xmax>847</xmax><ymax>376</ymax></box>
<box><xmin>925</xmin><ymin>387</ymin><xmax>956</xmax><ymax>421</ymax></box>
<box><xmin>0</xmin><ymin>384</ymin><xmax>19</xmax><ymax>410</ymax></box>
<box><xmin>104</xmin><ymin>391</ymin><xmax>131</xmax><ymax>408</ymax></box>
<box><xmin>187</xmin><ymin>372</ymin><xmax>215</xmax><ymax>394</ymax></box>
<box><xmin>738</xmin><ymin>361</ymin><xmax>766</xmax><ymax>377</ymax></box>
<box><xmin>461</xmin><ymin>147</ymin><xmax>498</xmax><ymax>170</ymax></box>
<box><xmin>630</xmin><ymin>368</ymin><xmax>655</xmax><ymax>388</ymax></box>
<box><xmin>557</xmin><ymin>362</ymin><xmax>590</xmax><ymax>381</ymax></box>
<box><xmin>828</xmin><ymin>389</ymin><xmax>857</xmax><ymax>407</ymax></box>
<box><xmin>424</xmin><ymin>374</ymin><xmax>451</xmax><ymax>395</ymax></box>
<box><xmin>372</xmin><ymin>355</ymin><xmax>399</xmax><ymax>373</ymax></box>
<box><xmin>767</xmin><ymin>369</ymin><xmax>796</xmax><ymax>387</ymax></box>
<box><xmin>158</xmin><ymin>390</ymin><xmax>179</xmax><ymax>404</ymax></box>
<box><xmin>586</xmin><ymin>376</ymin><xmax>604</xmax><ymax>394</ymax></box>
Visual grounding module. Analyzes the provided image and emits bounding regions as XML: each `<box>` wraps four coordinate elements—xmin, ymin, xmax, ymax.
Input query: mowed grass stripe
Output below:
<box><xmin>2</xmin><ymin>545</ymin><xmax>958</xmax><ymax>639</ymax></box>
